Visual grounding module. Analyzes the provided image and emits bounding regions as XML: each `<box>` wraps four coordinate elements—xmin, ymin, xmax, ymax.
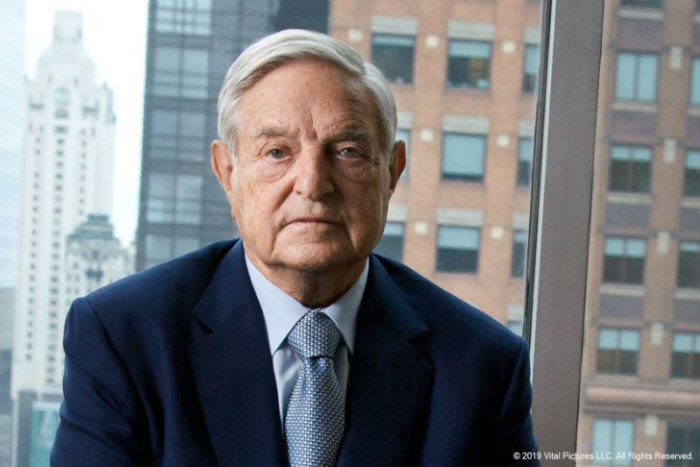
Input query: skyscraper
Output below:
<box><xmin>11</xmin><ymin>11</ymin><xmax>116</xmax><ymax>465</ymax></box>
<box><xmin>0</xmin><ymin>0</ymin><xmax>26</xmax><ymax>464</ymax></box>
<box><xmin>136</xmin><ymin>0</ymin><xmax>329</xmax><ymax>270</ymax></box>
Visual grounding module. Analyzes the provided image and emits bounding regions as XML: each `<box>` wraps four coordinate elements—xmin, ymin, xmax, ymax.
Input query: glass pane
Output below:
<box><xmin>442</xmin><ymin>133</ymin><xmax>485</xmax><ymax>179</ymax></box>
<box><xmin>449</xmin><ymin>40</ymin><xmax>491</xmax><ymax>58</ymax></box>
<box><xmin>578</xmin><ymin>3</ymin><xmax>700</xmax><ymax>463</ymax></box>
<box><xmin>437</xmin><ymin>226</ymin><xmax>479</xmax><ymax>249</ymax></box>
<box><xmin>691</xmin><ymin>58</ymin><xmax>700</xmax><ymax>106</ymax></box>
<box><xmin>615</xmin><ymin>53</ymin><xmax>635</xmax><ymax>99</ymax></box>
<box><xmin>637</xmin><ymin>54</ymin><xmax>658</xmax><ymax>101</ymax></box>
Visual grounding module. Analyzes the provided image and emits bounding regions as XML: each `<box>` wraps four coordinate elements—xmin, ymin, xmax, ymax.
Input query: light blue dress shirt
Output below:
<box><xmin>244</xmin><ymin>255</ymin><xmax>369</xmax><ymax>421</ymax></box>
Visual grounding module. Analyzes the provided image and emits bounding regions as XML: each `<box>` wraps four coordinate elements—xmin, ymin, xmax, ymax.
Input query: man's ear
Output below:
<box><xmin>388</xmin><ymin>140</ymin><xmax>406</xmax><ymax>191</ymax></box>
<box><xmin>211</xmin><ymin>140</ymin><xmax>234</xmax><ymax>200</ymax></box>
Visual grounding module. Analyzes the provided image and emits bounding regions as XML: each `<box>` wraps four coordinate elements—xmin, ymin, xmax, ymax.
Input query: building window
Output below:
<box><xmin>152</xmin><ymin>46</ymin><xmax>209</xmax><ymax>99</ymax></box>
<box><xmin>371</xmin><ymin>34</ymin><xmax>414</xmax><ymax>84</ymax></box>
<box><xmin>609</xmin><ymin>145</ymin><xmax>652</xmax><ymax>193</ymax></box>
<box><xmin>436</xmin><ymin>226</ymin><xmax>480</xmax><ymax>273</ymax></box>
<box><xmin>615</xmin><ymin>52</ymin><xmax>658</xmax><ymax>102</ymax></box>
<box><xmin>603</xmin><ymin>237</ymin><xmax>645</xmax><ymax>284</ymax></box>
<box><xmin>523</xmin><ymin>44</ymin><xmax>539</xmax><ymax>93</ymax></box>
<box><xmin>442</xmin><ymin>133</ymin><xmax>486</xmax><ymax>182</ymax></box>
<box><xmin>174</xmin><ymin>237</ymin><xmax>200</xmax><ymax>257</ymax></box>
<box><xmin>447</xmin><ymin>40</ymin><xmax>492</xmax><ymax>89</ymax></box>
<box><xmin>511</xmin><ymin>230</ymin><xmax>528</xmax><ymax>277</ymax></box>
<box><xmin>691</xmin><ymin>58</ymin><xmax>700</xmax><ymax>106</ymax></box>
<box><xmin>678</xmin><ymin>242</ymin><xmax>700</xmax><ymax>288</ymax></box>
<box><xmin>146</xmin><ymin>173</ymin><xmax>203</xmax><ymax>224</ymax></box>
<box><xmin>620</xmin><ymin>0</ymin><xmax>662</xmax><ymax>7</ymax></box>
<box><xmin>375</xmin><ymin>222</ymin><xmax>405</xmax><ymax>262</ymax></box>
<box><xmin>144</xmin><ymin>234</ymin><xmax>173</xmax><ymax>267</ymax></box>
<box><xmin>666</xmin><ymin>423</ymin><xmax>700</xmax><ymax>466</ymax></box>
<box><xmin>597</xmin><ymin>327</ymin><xmax>639</xmax><ymax>375</ymax></box>
<box><xmin>155</xmin><ymin>0</ymin><xmax>211</xmax><ymax>35</ymax></box>
<box><xmin>684</xmin><ymin>150</ymin><xmax>700</xmax><ymax>197</ymax></box>
<box><xmin>396</xmin><ymin>128</ymin><xmax>410</xmax><ymax>179</ymax></box>
<box><xmin>591</xmin><ymin>419</ymin><xmax>635</xmax><ymax>466</ymax></box>
<box><xmin>517</xmin><ymin>138</ymin><xmax>533</xmax><ymax>187</ymax></box>
<box><xmin>671</xmin><ymin>333</ymin><xmax>700</xmax><ymax>379</ymax></box>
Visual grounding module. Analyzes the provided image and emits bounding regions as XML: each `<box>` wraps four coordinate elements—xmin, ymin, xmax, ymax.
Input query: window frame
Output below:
<box><xmin>527</xmin><ymin>0</ymin><xmax>604</xmax><ymax>461</ymax></box>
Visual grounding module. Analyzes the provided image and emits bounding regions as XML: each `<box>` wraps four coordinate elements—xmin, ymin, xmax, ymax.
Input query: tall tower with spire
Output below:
<box><xmin>11</xmin><ymin>11</ymin><xmax>116</xmax><ymax>465</ymax></box>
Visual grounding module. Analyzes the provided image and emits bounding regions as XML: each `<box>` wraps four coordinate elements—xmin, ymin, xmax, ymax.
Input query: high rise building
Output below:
<box><xmin>136</xmin><ymin>0</ymin><xmax>329</xmax><ymax>270</ymax></box>
<box><xmin>11</xmin><ymin>11</ymin><xmax>117</xmax><ymax>466</ymax></box>
<box><xmin>577</xmin><ymin>0</ymin><xmax>700</xmax><ymax>461</ymax></box>
<box><xmin>0</xmin><ymin>0</ymin><xmax>26</xmax><ymax>289</ymax></box>
<box><xmin>0</xmin><ymin>0</ymin><xmax>26</xmax><ymax>464</ymax></box>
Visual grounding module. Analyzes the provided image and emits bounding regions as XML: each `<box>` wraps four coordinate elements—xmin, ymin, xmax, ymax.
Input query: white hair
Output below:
<box><xmin>217</xmin><ymin>29</ymin><xmax>397</xmax><ymax>160</ymax></box>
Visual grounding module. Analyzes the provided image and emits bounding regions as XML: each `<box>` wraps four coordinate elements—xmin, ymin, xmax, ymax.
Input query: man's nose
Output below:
<box><xmin>293</xmin><ymin>146</ymin><xmax>334</xmax><ymax>200</ymax></box>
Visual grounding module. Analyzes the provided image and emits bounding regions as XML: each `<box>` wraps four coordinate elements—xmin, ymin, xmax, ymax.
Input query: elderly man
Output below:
<box><xmin>52</xmin><ymin>30</ymin><xmax>539</xmax><ymax>467</ymax></box>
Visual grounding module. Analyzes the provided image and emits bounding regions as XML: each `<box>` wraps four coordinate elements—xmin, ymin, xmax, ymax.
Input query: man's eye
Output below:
<box><xmin>338</xmin><ymin>147</ymin><xmax>362</xmax><ymax>159</ymax></box>
<box><xmin>266</xmin><ymin>148</ymin><xmax>286</xmax><ymax>159</ymax></box>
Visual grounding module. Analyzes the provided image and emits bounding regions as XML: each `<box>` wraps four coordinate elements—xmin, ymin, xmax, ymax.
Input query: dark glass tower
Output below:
<box><xmin>137</xmin><ymin>0</ymin><xmax>329</xmax><ymax>270</ymax></box>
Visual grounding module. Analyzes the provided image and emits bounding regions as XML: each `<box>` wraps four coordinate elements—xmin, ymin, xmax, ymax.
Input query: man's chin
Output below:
<box><xmin>275</xmin><ymin>245</ymin><xmax>355</xmax><ymax>273</ymax></box>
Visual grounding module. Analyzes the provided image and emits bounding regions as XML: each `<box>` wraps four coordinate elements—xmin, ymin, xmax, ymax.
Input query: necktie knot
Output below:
<box><xmin>287</xmin><ymin>311</ymin><xmax>341</xmax><ymax>359</ymax></box>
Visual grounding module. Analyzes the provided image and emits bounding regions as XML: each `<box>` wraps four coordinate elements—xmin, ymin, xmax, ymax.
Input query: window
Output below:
<box><xmin>371</xmin><ymin>34</ymin><xmax>414</xmax><ymax>84</ymax></box>
<box><xmin>597</xmin><ymin>328</ymin><xmax>639</xmax><ymax>375</ymax></box>
<box><xmin>447</xmin><ymin>40</ymin><xmax>492</xmax><ymax>89</ymax></box>
<box><xmin>691</xmin><ymin>58</ymin><xmax>700</xmax><ymax>106</ymax></box>
<box><xmin>603</xmin><ymin>237</ymin><xmax>645</xmax><ymax>284</ymax></box>
<box><xmin>374</xmin><ymin>222</ymin><xmax>404</xmax><ymax>261</ymax></box>
<box><xmin>436</xmin><ymin>226</ymin><xmax>480</xmax><ymax>273</ymax></box>
<box><xmin>591</xmin><ymin>419</ymin><xmax>635</xmax><ymax>466</ymax></box>
<box><xmin>522</xmin><ymin>44</ymin><xmax>539</xmax><ymax>93</ymax></box>
<box><xmin>152</xmin><ymin>46</ymin><xmax>209</xmax><ymax>98</ymax></box>
<box><xmin>684</xmin><ymin>151</ymin><xmax>700</xmax><ymax>197</ymax></box>
<box><xmin>442</xmin><ymin>133</ymin><xmax>486</xmax><ymax>181</ymax></box>
<box><xmin>511</xmin><ymin>230</ymin><xmax>527</xmax><ymax>277</ymax></box>
<box><xmin>615</xmin><ymin>52</ymin><xmax>658</xmax><ymax>102</ymax></box>
<box><xmin>620</xmin><ymin>0</ymin><xmax>662</xmax><ymax>7</ymax></box>
<box><xmin>671</xmin><ymin>333</ymin><xmax>700</xmax><ymax>379</ymax></box>
<box><xmin>678</xmin><ymin>242</ymin><xmax>700</xmax><ymax>288</ymax></box>
<box><xmin>144</xmin><ymin>234</ymin><xmax>173</xmax><ymax>268</ymax></box>
<box><xmin>155</xmin><ymin>0</ymin><xmax>211</xmax><ymax>35</ymax></box>
<box><xmin>174</xmin><ymin>237</ymin><xmax>200</xmax><ymax>256</ymax></box>
<box><xmin>666</xmin><ymin>423</ymin><xmax>700</xmax><ymax>466</ymax></box>
<box><xmin>609</xmin><ymin>145</ymin><xmax>652</xmax><ymax>193</ymax></box>
<box><xmin>146</xmin><ymin>173</ymin><xmax>203</xmax><ymax>224</ymax></box>
<box><xmin>396</xmin><ymin>128</ymin><xmax>410</xmax><ymax>179</ymax></box>
<box><xmin>517</xmin><ymin>138</ymin><xmax>533</xmax><ymax>187</ymax></box>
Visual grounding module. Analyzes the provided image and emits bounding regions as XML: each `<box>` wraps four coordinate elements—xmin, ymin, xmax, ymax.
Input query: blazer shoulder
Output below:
<box><xmin>373</xmin><ymin>254</ymin><xmax>525</xmax><ymax>357</ymax></box>
<box><xmin>82</xmin><ymin>239</ymin><xmax>237</xmax><ymax>322</ymax></box>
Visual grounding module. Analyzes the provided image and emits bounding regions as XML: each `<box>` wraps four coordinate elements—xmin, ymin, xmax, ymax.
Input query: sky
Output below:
<box><xmin>25</xmin><ymin>0</ymin><xmax>149</xmax><ymax>245</ymax></box>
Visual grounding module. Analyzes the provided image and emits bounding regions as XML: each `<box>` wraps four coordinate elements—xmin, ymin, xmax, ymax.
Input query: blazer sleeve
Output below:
<box><xmin>51</xmin><ymin>297</ymin><xmax>148</xmax><ymax>467</ymax></box>
<box><xmin>490</xmin><ymin>338</ymin><xmax>540</xmax><ymax>467</ymax></box>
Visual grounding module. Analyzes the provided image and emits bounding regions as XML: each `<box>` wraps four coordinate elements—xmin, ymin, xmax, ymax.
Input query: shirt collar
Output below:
<box><xmin>245</xmin><ymin>255</ymin><xmax>369</xmax><ymax>356</ymax></box>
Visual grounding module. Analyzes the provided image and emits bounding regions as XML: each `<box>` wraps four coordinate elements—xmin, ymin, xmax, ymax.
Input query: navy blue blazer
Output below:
<box><xmin>51</xmin><ymin>239</ymin><xmax>539</xmax><ymax>467</ymax></box>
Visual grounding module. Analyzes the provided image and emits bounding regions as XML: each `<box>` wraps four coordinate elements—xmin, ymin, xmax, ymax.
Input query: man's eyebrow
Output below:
<box><xmin>252</xmin><ymin>126</ymin><xmax>291</xmax><ymax>140</ymax></box>
<box><xmin>326</xmin><ymin>127</ymin><xmax>372</xmax><ymax>144</ymax></box>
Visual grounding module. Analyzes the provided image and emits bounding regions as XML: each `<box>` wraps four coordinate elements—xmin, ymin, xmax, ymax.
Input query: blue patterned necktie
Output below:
<box><xmin>285</xmin><ymin>311</ymin><xmax>344</xmax><ymax>467</ymax></box>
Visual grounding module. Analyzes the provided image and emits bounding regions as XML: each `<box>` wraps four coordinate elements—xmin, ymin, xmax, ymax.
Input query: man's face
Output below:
<box><xmin>212</xmin><ymin>59</ymin><xmax>404</xmax><ymax>275</ymax></box>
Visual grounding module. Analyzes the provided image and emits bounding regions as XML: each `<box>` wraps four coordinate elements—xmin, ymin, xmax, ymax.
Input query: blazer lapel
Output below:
<box><xmin>186</xmin><ymin>241</ymin><xmax>286</xmax><ymax>467</ymax></box>
<box><xmin>337</xmin><ymin>256</ymin><xmax>434</xmax><ymax>467</ymax></box>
